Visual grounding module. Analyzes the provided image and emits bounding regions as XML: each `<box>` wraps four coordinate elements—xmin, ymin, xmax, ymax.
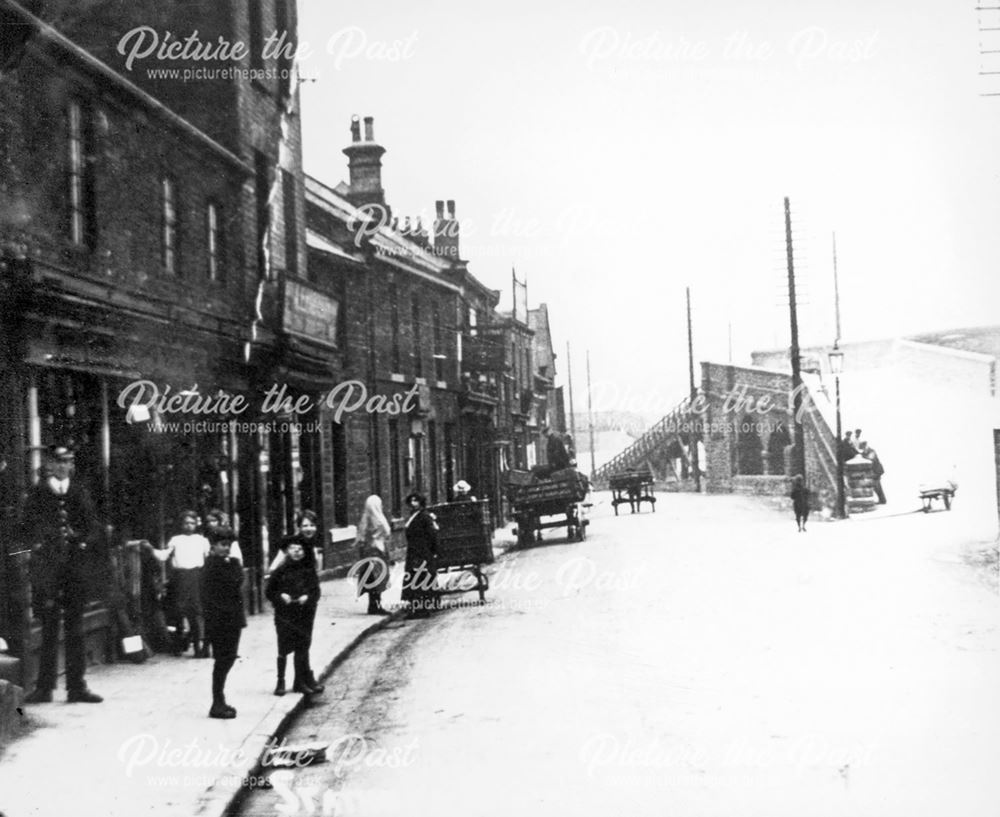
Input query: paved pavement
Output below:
<box><xmin>0</xmin><ymin>525</ymin><xmax>507</xmax><ymax>817</ymax></box>
<box><xmin>1</xmin><ymin>489</ymin><xmax>996</xmax><ymax>817</ymax></box>
<box><xmin>235</xmin><ymin>489</ymin><xmax>1000</xmax><ymax>817</ymax></box>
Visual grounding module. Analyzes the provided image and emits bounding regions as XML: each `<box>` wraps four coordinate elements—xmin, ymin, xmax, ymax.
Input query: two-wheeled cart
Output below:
<box><xmin>506</xmin><ymin>469</ymin><xmax>590</xmax><ymax>547</ymax></box>
<box><xmin>609</xmin><ymin>469</ymin><xmax>656</xmax><ymax>515</ymax></box>
<box><xmin>919</xmin><ymin>481</ymin><xmax>958</xmax><ymax>513</ymax></box>
<box><xmin>428</xmin><ymin>499</ymin><xmax>493</xmax><ymax>603</ymax></box>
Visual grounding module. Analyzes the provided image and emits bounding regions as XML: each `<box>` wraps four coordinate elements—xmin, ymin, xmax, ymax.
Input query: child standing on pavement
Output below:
<box><xmin>266</xmin><ymin>538</ymin><xmax>323</xmax><ymax>696</ymax></box>
<box><xmin>152</xmin><ymin>510</ymin><xmax>211</xmax><ymax>657</ymax></box>
<box><xmin>201</xmin><ymin>527</ymin><xmax>246</xmax><ymax>718</ymax></box>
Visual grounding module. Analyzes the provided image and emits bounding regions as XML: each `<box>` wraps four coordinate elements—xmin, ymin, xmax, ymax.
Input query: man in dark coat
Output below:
<box><xmin>202</xmin><ymin>528</ymin><xmax>246</xmax><ymax>718</ymax></box>
<box><xmin>20</xmin><ymin>446</ymin><xmax>103</xmax><ymax>703</ymax></box>
<box><xmin>859</xmin><ymin>441</ymin><xmax>887</xmax><ymax>504</ymax></box>
<box><xmin>402</xmin><ymin>492</ymin><xmax>439</xmax><ymax>618</ymax></box>
<box><xmin>545</xmin><ymin>428</ymin><xmax>572</xmax><ymax>472</ymax></box>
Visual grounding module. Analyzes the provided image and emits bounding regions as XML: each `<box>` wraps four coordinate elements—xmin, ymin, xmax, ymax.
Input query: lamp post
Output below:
<box><xmin>828</xmin><ymin>345</ymin><xmax>846</xmax><ymax>519</ymax></box>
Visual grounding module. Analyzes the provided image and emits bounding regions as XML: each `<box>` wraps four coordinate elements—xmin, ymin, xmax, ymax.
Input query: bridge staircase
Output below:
<box><xmin>591</xmin><ymin>398</ymin><xmax>699</xmax><ymax>490</ymax></box>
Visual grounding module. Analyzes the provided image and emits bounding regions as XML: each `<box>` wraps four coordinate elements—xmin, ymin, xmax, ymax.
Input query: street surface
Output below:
<box><xmin>236</xmin><ymin>492</ymin><xmax>1000</xmax><ymax>817</ymax></box>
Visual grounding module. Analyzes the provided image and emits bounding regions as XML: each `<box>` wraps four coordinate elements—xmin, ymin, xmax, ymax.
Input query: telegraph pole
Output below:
<box><xmin>586</xmin><ymin>349</ymin><xmax>596</xmax><ymax>479</ymax></box>
<box><xmin>785</xmin><ymin>198</ymin><xmax>806</xmax><ymax>478</ymax></box>
<box><xmin>566</xmin><ymin>341</ymin><xmax>577</xmax><ymax>441</ymax></box>
<box><xmin>686</xmin><ymin>287</ymin><xmax>701</xmax><ymax>492</ymax></box>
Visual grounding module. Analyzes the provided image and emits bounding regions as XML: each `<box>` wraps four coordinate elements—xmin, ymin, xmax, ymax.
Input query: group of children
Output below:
<box><xmin>159</xmin><ymin>488</ymin><xmax>436</xmax><ymax>719</ymax></box>
<box><xmin>155</xmin><ymin>509</ymin><xmax>325</xmax><ymax>719</ymax></box>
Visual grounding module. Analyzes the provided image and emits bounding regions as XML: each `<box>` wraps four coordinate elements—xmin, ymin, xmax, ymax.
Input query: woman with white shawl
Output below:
<box><xmin>353</xmin><ymin>495</ymin><xmax>391</xmax><ymax>614</ymax></box>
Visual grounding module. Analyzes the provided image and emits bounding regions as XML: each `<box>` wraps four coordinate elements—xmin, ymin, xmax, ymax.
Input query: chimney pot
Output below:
<box><xmin>435</xmin><ymin>200</ymin><xmax>444</xmax><ymax>218</ymax></box>
<box><xmin>350</xmin><ymin>115</ymin><xmax>361</xmax><ymax>143</ymax></box>
<box><xmin>447</xmin><ymin>200</ymin><xmax>456</xmax><ymax>218</ymax></box>
<box><xmin>363</xmin><ymin>116</ymin><xmax>375</xmax><ymax>141</ymax></box>
<box><xmin>404</xmin><ymin>215</ymin><xmax>411</xmax><ymax>231</ymax></box>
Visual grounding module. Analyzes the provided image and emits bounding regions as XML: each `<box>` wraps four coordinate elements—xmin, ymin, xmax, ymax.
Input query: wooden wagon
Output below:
<box><xmin>918</xmin><ymin>481</ymin><xmax>958</xmax><ymax>513</ymax></box>
<box><xmin>427</xmin><ymin>499</ymin><xmax>494</xmax><ymax>602</ymax></box>
<box><xmin>609</xmin><ymin>469</ymin><xmax>656</xmax><ymax>516</ymax></box>
<box><xmin>506</xmin><ymin>469</ymin><xmax>590</xmax><ymax>546</ymax></box>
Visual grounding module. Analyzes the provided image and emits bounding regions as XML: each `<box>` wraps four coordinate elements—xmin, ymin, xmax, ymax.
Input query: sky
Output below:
<box><xmin>296</xmin><ymin>0</ymin><xmax>1000</xmax><ymax>415</ymax></box>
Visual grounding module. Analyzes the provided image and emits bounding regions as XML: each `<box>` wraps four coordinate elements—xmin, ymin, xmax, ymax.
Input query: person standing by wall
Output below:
<box><xmin>354</xmin><ymin>495</ymin><xmax>391</xmax><ymax>615</ymax></box>
<box><xmin>20</xmin><ymin>446</ymin><xmax>103</xmax><ymax>703</ymax></box>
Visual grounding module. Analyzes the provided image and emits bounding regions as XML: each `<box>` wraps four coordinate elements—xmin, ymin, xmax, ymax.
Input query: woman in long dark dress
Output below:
<box><xmin>401</xmin><ymin>492</ymin><xmax>438</xmax><ymax>618</ymax></box>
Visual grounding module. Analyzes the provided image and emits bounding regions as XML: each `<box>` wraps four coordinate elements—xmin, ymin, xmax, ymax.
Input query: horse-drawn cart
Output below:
<box><xmin>609</xmin><ymin>469</ymin><xmax>656</xmax><ymax>515</ymax></box>
<box><xmin>506</xmin><ymin>469</ymin><xmax>590</xmax><ymax>547</ymax></box>
<box><xmin>428</xmin><ymin>499</ymin><xmax>493</xmax><ymax>602</ymax></box>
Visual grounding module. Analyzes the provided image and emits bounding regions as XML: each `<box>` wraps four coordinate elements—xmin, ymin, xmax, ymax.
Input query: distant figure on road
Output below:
<box><xmin>858</xmin><ymin>441</ymin><xmax>887</xmax><ymax>504</ymax></box>
<box><xmin>790</xmin><ymin>474</ymin><xmax>810</xmax><ymax>533</ymax></box>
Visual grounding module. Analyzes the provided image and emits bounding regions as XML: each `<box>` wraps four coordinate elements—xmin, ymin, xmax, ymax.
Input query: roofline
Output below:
<box><xmin>4</xmin><ymin>0</ymin><xmax>251</xmax><ymax>174</ymax></box>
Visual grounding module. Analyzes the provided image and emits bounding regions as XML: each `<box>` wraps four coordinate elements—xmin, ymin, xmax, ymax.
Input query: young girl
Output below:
<box><xmin>201</xmin><ymin>527</ymin><xmax>245</xmax><ymax>718</ymax></box>
<box><xmin>152</xmin><ymin>510</ymin><xmax>210</xmax><ymax>657</ymax></box>
<box><xmin>266</xmin><ymin>537</ymin><xmax>323</xmax><ymax>696</ymax></box>
<box><xmin>354</xmin><ymin>495</ymin><xmax>391</xmax><ymax>615</ymax></box>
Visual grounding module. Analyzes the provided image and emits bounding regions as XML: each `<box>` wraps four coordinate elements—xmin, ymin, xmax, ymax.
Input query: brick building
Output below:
<box><xmin>0</xmin><ymin>0</ymin><xmax>306</xmax><ymax>682</ymax></box>
<box><xmin>305</xmin><ymin>119</ymin><xmax>464</xmax><ymax>550</ymax></box>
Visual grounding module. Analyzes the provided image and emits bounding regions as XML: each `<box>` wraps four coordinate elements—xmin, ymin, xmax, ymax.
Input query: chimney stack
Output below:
<box><xmin>343</xmin><ymin>114</ymin><xmax>388</xmax><ymax>213</ymax></box>
<box><xmin>433</xmin><ymin>198</ymin><xmax>460</xmax><ymax>262</ymax></box>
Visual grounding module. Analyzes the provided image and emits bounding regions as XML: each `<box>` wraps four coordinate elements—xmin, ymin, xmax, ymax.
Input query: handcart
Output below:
<box><xmin>506</xmin><ymin>468</ymin><xmax>590</xmax><ymax>546</ymax></box>
<box><xmin>428</xmin><ymin>499</ymin><xmax>493</xmax><ymax>602</ymax></box>
<box><xmin>918</xmin><ymin>480</ymin><xmax>957</xmax><ymax>513</ymax></box>
<box><xmin>609</xmin><ymin>469</ymin><xmax>656</xmax><ymax>516</ymax></box>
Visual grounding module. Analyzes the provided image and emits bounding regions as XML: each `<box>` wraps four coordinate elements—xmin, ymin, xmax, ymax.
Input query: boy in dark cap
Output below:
<box><xmin>201</xmin><ymin>527</ymin><xmax>245</xmax><ymax>718</ymax></box>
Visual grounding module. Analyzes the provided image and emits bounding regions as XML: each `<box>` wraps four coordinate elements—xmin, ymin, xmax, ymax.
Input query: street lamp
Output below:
<box><xmin>828</xmin><ymin>345</ymin><xmax>846</xmax><ymax>519</ymax></box>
